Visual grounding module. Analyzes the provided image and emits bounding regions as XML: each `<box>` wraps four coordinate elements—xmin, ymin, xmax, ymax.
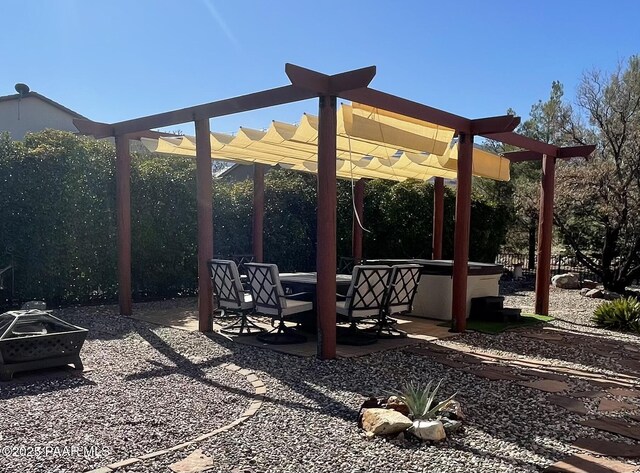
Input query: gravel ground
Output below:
<box><xmin>2</xmin><ymin>284</ymin><xmax>639</xmax><ymax>473</ymax></box>
<box><xmin>0</xmin><ymin>308</ymin><xmax>253</xmax><ymax>473</ymax></box>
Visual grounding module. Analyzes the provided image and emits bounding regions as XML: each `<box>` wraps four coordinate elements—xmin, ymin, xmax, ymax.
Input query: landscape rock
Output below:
<box><xmin>585</xmin><ymin>288</ymin><xmax>604</xmax><ymax>298</ymax></box>
<box><xmin>440</xmin><ymin>400</ymin><xmax>464</xmax><ymax>420</ymax></box>
<box><xmin>581</xmin><ymin>279</ymin><xmax>599</xmax><ymax>289</ymax></box>
<box><xmin>603</xmin><ymin>290</ymin><xmax>623</xmax><ymax>300</ymax></box>
<box><xmin>361</xmin><ymin>408</ymin><xmax>413</xmax><ymax>436</ymax></box>
<box><xmin>411</xmin><ymin>419</ymin><xmax>446</xmax><ymax>442</ymax></box>
<box><xmin>440</xmin><ymin>418</ymin><xmax>463</xmax><ymax>433</ymax></box>
<box><xmin>580</xmin><ymin>288</ymin><xmax>591</xmax><ymax>296</ymax></box>
<box><xmin>383</xmin><ymin>395</ymin><xmax>410</xmax><ymax>417</ymax></box>
<box><xmin>551</xmin><ymin>273</ymin><xmax>581</xmax><ymax>289</ymax></box>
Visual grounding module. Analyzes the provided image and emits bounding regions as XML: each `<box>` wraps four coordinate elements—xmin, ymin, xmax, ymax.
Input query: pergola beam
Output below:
<box><xmin>484</xmin><ymin>132</ymin><xmax>558</xmax><ymax>156</ymax></box>
<box><xmin>75</xmin><ymin>85</ymin><xmax>317</xmax><ymax>139</ymax></box>
<box><xmin>504</xmin><ymin>144</ymin><xmax>596</xmax><ymax>161</ymax></box>
<box><xmin>285</xmin><ymin>63</ymin><xmax>376</xmax><ymax>95</ymax></box>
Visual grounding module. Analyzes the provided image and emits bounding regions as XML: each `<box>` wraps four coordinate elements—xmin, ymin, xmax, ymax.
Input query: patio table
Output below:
<box><xmin>278</xmin><ymin>272</ymin><xmax>352</xmax><ymax>330</ymax></box>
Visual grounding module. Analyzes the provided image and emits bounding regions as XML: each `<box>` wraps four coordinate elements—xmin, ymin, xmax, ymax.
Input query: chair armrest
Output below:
<box><xmin>286</xmin><ymin>292</ymin><xmax>311</xmax><ymax>300</ymax></box>
<box><xmin>336</xmin><ymin>293</ymin><xmax>347</xmax><ymax>301</ymax></box>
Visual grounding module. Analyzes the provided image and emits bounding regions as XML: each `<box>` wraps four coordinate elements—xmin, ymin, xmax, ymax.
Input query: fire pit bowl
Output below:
<box><xmin>0</xmin><ymin>310</ymin><xmax>88</xmax><ymax>381</ymax></box>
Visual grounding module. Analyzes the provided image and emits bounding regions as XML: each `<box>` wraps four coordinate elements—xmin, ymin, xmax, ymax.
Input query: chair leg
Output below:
<box><xmin>337</xmin><ymin>321</ymin><xmax>378</xmax><ymax>346</ymax></box>
<box><xmin>219</xmin><ymin>311</ymin><xmax>265</xmax><ymax>336</ymax></box>
<box><xmin>256</xmin><ymin>320</ymin><xmax>307</xmax><ymax>344</ymax></box>
<box><xmin>372</xmin><ymin>316</ymin><xmax>408</xmax><ymax>339</ymax></box>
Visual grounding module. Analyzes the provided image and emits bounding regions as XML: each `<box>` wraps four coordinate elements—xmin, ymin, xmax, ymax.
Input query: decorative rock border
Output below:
<box><xmin>86</xmin><ymin>363</ymin><xmax>267</xmax><ymax>473</ymax></box>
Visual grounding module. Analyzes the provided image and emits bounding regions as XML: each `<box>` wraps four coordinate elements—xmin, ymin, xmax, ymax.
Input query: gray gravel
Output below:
<box><xmin>2</xmin><ymin>284</ymin><xmax>640</xmax><ymax>473</ymax></box>
<box><xmin>0</xmin><ymin>308</ymin><xmax>253</xmax><ymax>473</ymax></box>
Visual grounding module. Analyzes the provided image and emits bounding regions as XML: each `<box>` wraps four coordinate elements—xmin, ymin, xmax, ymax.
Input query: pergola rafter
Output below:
<box><xmin>73</xmin><ymin>63</ymin><xmax>594</xmax><ymax>359</ymax></box>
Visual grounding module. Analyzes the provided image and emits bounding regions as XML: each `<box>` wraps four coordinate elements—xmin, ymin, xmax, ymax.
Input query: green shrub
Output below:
<box><xmin>593</xmin><ymin>297</ymin><xmax>640</xmax><ymax>332</ymax></box>
<box><xmin>0</xmin><ymin>131</ymin><xmax>512</xmax><ymax>306</ymax></box>
<box><xmin>392</xmin><ymin>379</ymin><xmax>456</xmax><ymax>420</ymax></box>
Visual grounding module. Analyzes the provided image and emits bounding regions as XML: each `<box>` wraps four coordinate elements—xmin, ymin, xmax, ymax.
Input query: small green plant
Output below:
<box><xmin>593</xmin><ymin>297</ymin><xmax>640</xmax><ymax>333</ymax></box>
<box><xmin>392</xmin><ymin>379</ymin><xmax>457</xmax><ymax>420</ymax></box>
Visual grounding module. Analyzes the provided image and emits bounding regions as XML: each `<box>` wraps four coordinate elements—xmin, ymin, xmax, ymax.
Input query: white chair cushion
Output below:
<box><xmin>281</xmin><ymin>299</ymin><xmax>313</xmax><ymax>317</ymax></box>
<box><xmin>336</xmin><ymin>300</ymin><xmax>380</xmax><ymax>319</ymax></box>
<box><xmin>220</xmin><ymin>292</ymin><xmax>253</xmax><ymax>311</ymax></box>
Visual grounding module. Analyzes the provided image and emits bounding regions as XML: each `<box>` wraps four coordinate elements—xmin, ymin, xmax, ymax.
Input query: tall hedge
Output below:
<box><xmin>0</xmin><ymin>131</ymin><xmax>509</xmax><ymax>306</ymax></box>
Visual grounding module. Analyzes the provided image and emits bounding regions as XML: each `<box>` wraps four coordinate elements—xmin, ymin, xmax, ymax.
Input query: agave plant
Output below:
<box><xmin>392</xmin><ymin>379</ymin><xmax>457</xmax><ymax>420</ymax></box>
<box><xmin>593</xmin><ymin>297</ymin><xmax>640</xmax><ymax>333</ymax></box>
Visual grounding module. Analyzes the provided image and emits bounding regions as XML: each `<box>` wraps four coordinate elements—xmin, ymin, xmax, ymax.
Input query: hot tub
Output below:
<box><xmin>365</xmin><ymin>259</ymin><xmax>503</xmax><ymax>320</ymax></box>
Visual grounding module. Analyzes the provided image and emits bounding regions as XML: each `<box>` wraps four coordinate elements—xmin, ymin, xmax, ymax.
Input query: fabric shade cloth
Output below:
<box><xmin>141</xmin><ymin>102</ymin><xmax>510</xmax><ymax>182</ymax></box>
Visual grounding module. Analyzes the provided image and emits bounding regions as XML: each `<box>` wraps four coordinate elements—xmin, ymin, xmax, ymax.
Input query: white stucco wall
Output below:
<box><xmin>0</xmin><ymin>96</ymin><xmax>79</xmax><ymax>140</ymax></box>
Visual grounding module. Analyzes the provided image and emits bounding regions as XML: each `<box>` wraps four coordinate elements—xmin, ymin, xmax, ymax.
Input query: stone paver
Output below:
<box><xmin>547</xmin><ymin>395</ymin><xmax>589</xmax><ymax>415</ymax></box>
<box><xmin>543</xmin><ymin>453</ymin><xmax>638</xmax><ymax>473</ymax></box>
<box><xmin>567</xmin><ymin>390</ymin><xmax>604</xmax><ymax>399</ymax></box>
<box><xmin>609</xmin><ymin>388</ymin><xmax>640</xmax><ymax>398</ymax></box>
<box><xmin>598</xmin><ymin>398</ymin><xmax>636</xmax><ymax>413</ymax></box>
<box><xmin>572</xmin><ymin>437</ymin><xmax>640</xmax><ymax>457</ymax></box>
<box><xmin>580</xmin><ymin>418</ymin><xmax>640</xmax><ymax>441</ymax></box>
<box><xmin>518</xmin><ymin>379</ymin><xmax>571</xmax><ymax>393</ymax></box>
<box><xmin>169</xmin><ymin>449</ymin><xmax>214</xmax><ymax>473</ymax></box>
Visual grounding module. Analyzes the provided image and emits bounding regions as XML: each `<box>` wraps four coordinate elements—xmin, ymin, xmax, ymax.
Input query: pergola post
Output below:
<box><xmin>195</xmin><ymin>118</ymin><xmax>214</xmax><ymax>332</ymax></box>
<box><xmin>535</xmin><ymin>154</ymin><xmax>555</xmax><ymax>315</ymax></box>
<box><xmin>114</xmin><ymin>135</ymin><xmax>132</xmax><ymax>316</ymax></box>
<box><xmin>352</xmin><ymin>178</ymin><xmax>365</xmax><ymax>261</ymax></box>
<box><xmin>253</xmin><ymin>163</ymin><xmax>265</xmax><ymax>263</ymax></box>
<box><xmin>316</xmin><ymin>95</ymin><xmax>338</xmax><ymax>360</ymax></box>
<box><xmin>451</xmin><ymin>133</ymin><xmax>473</xmax><ymax>332</ymax></box>
<box><xmin>432</xmin><ymin>177</ymin><xmax>445</xmax><ymax>259</ymax></box>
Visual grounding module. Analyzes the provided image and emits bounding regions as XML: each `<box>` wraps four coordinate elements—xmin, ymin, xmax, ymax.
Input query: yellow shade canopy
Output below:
<box><xmin>141</xmin><ymin>103</ymin><xmax>510</xmax><ymax>183</ymax></box>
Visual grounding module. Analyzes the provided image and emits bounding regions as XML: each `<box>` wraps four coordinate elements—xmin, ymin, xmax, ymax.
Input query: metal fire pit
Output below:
<box><xmin>0</xmin><ymin>310</ymin><xmax>88</xmax><ymax>381</ymax></box>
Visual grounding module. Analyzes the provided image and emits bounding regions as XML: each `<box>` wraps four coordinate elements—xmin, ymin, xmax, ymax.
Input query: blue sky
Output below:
<box><xmin>1</xmin><ymin>0</ymin><xmax>638</xmax><ymax>135</ymax></box>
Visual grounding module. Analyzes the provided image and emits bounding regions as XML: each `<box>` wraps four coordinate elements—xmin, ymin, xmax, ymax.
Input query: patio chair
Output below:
<box><xmin>245</xmin><ymin>263</ymin><xmax>311</xmax><ymax>344</ymax></box>
<box><xmin>337</xmin><ymin>256</ymin><xmax>363</xmax><ymax>275</ymax></box>
<box><xmin>336</xmin><ymin>265</ymin><xmax>392</xmax><ymax>345</ymax></box>
<box><xmin>370</xmin><ymin>264</ymin><xmax>422</xmax><ymax>338</ymax></box>
<box><xmin>208</xmin><ymin>259</ymin><xmax>263</xmax><ymax>336</ymax></box>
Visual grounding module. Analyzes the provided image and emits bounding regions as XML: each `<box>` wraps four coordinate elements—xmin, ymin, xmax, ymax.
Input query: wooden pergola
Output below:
<box><xmin>75</xmin><ymin>64</ymin><xmax>594</xmax><ymax>359</ymax></box>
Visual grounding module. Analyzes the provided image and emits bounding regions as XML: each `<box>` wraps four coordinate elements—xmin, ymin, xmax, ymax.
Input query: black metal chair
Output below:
<box><xmin>336</xmin><ymin>265</ymin><xmax>392</xmax><ymax>345</ymax></box>
<box><xmin>337</xmin><ymin>256</ymin><xmax>364</xmax><ymax>275</ymax></box>
<box><xmin>373</xmin><ymin>264</ymin><xmax>422</xmax><ymax>338</ymax></box>
<box><xmin>245</xmin><ymin>263</ymin><xmax>311</xmax><ymax>344</ymax></box>
<box><xmin>208</xmin><ymin>259</ymin><xmax>263</xmax><ymax>335</ymax></box>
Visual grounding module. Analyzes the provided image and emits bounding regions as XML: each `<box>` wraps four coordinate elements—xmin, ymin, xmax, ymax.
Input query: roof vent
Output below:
<box><xmin>14</xmin><ymin>83</ymin><xmax>30</xmax><ymax>97</ymax></box>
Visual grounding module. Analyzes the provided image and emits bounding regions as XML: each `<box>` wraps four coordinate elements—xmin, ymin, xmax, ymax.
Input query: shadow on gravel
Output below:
<box><xmin>124</xmin><ymin>326</ymin><xmax>359</xmax><ymax>422</ymax></box>
<box><xmin>457</xmin><ymin>325</ymin><xmax>640</xmax><ymax>378</ymax></box>
<box><xmin>0</xmin><ymin>371</ymin><xmax>96</xmax><ymax>400</ymax></box>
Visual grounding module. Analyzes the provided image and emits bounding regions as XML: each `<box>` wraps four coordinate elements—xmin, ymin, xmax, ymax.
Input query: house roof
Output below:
<box><xmin>0</xmin><ymin>90</ymin><xmax>87</xmax><ymax>120</ymax></box>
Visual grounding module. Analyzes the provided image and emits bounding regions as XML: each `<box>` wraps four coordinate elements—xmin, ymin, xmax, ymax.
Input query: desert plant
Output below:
<box><xmin>592</xmin><ymin>297</ymin><xmax>640</xmax><ymax>333</ymax></box>
<box><xmin>392</xmin><ymin>379</ymin><xmax>457</xmax><ymax>420</ymax></box>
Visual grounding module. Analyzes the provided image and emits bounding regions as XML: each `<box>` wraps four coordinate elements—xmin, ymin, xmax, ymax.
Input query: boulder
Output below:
<box><xmin>361</xmin><ymin>408</ymin><xmax>412</xmax><ymax>436</ymax></box>
<box><xmin>441</xmin><ymin>418</ymin><xmax>463</xmax><ymax>433</ymax></box>
<box><xmin>383</xmin><ymin>396</ymin><xmax>410</xmax><ymax>417</ymax></box>
<box><xmin>440</xmin><ymin>400</ymin><xmax>464</xmax><ymax>420</ymax></box>
<box><xmin>411</xmin><ymin>419</ymin><xmax>446</xmax><ymax>442</ymax></box>
<box><xmin>603</xmin><ymin>290</ymin><xmax>623</xmax><ymax>300</ymax></box>
<box><xmin>552</xmin><ymin>273</ymin><xmax>581</xmax><ymax>289</ymax></box>
<box><xmin>586</xmin><ymin>288</ymin><xmax>604</xmax><ymax>299</ymax></box>
<box><xmin>580</xmin><ymin>288</ymin><xmax>591</xmax><ymax>296</ymax></box>
<box><xmin>582</xmin><ymin>279</ymin><xmax>599</xmax><ymax>289</ymax></box>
